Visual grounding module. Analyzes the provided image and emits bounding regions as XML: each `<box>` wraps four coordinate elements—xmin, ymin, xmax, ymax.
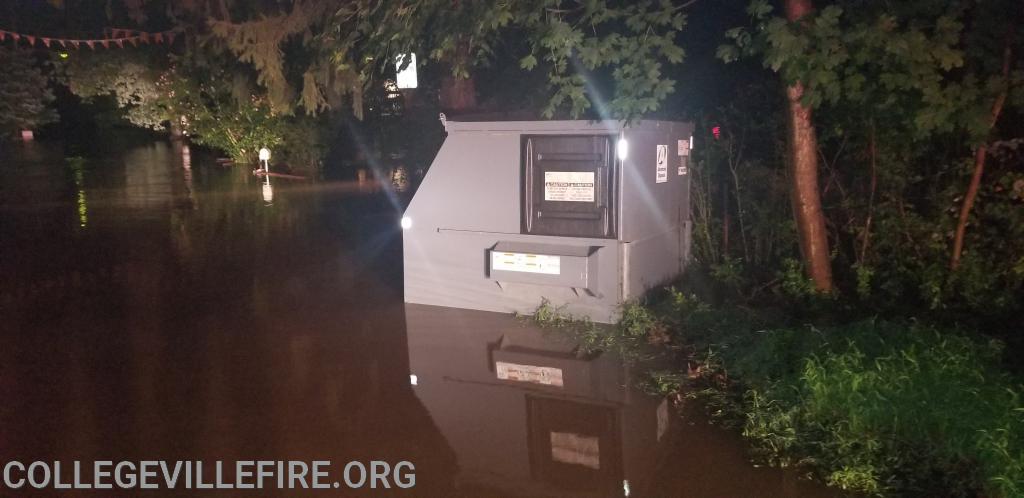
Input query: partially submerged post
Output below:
<box><xmin>402</xmin><ymin>119</ymin><xmax>694</xmax><ymax>323</ymax></box>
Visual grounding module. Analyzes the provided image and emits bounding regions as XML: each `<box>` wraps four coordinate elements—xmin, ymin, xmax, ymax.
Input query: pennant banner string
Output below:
<box><xmin>0</xmin><ymin>28</ymin><xmax>180</xmax><ymax>49</ymax></box>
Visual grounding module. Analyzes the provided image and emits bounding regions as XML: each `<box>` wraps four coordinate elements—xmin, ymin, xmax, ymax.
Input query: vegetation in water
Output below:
<box><xmin>532</xmin><ymin>284</ymin><xmax>1024</xmax><ymax>497</ymax></box>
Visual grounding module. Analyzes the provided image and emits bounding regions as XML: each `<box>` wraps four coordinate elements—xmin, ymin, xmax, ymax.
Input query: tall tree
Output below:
<box><xmin>782</xmin><ymin>0</ymin><xmax>832</xmax><ymax>292</ymax></box>
<box><xmin>950</xmin><ymin>28</ymin><xmax>1015</xmax><ymax>270</ymax></box>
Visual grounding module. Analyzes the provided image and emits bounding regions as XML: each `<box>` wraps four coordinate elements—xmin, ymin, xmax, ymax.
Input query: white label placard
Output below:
<box><xmin>678</xmin><ymin>139</ymin><xmax>689</xmax><ymax>156</ymax></box>
<box><xmin>656</xmin><ymin>145</ymin><xmax>669</xmax><ymax>183</ymax></box>
<box><xmin>678</xmin><ymin>157</ymin><xmax>688</xmax><ymax>176</ymax></box>
<box><xmin>496</xmin><ymin>361</ymin><xmax>564</xmax><ymax>386</ymax></box>
<box><xmin>491</xmin><ymin>252</ymin><xmax>561</xmax><ymax>275</ymax></box>
<box><xmin>550</xmin><ymin>432</ymin><xmax>600</xmax><ymax>469</ymax></box>
<box><xmin>544</xmin><ymin>171</ymin><xmax>595</xmax><ymax>202</ymax></box>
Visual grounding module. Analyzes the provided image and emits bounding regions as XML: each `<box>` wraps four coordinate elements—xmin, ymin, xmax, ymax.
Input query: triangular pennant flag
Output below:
<box><xmin>139</xmin><ymin>33</ymin><xmax>150</xmax><ymax>44</ymax></box>
<box><xmin>26</xmin><ymin>35</ymin><xmax>36</xmax><ymax>46</ymax></box>
<box><xmin>86</xmin><ymin>40</ymin><xmax>95</xmax><ymax>50</ymax></box>
<box><xmin>166</xmin><ymin>32</ymin><xmax>176</xmax><ymax>44</ymax></box>
<box><xmin>11</xmin><ymin>33</ymin><xmax>20</xmax><ymax>41</ymax></box>
<box><xmin>101</xmin><ymin>40</ymin><xmax>110</xmax><ymax>49</ymax></box>
<box><xmin>71</xmin><ymin>40</ymin><xmax>80</xmax><ymax>48</ymax></box>
<box><xmin>58</xmin><ymin>39</ymin><xmax>67</xmax><ymax>47</ymax></box>
<box><xmin>0</xmin><ymin>31</ymin><xmax>6</xmax><ymax>42</ymax></box>
<box><xmin>128</xmin><ymin>37</ymin><xmax>138</xmax><ymax>47</ymax></box>
<box><xmin>114</xmin><ymin>39</ymin><xmax>123</xmax><ymax>48</ymax></box>
<box><xmin>154</xmin><ymin>32</ymin><xmax>164</xmax><ymax>43</ymax></box>
<box><xmin>42</xmin><ymin>38</ymin><xmax>51</xmax><ymax>47</ymax></box>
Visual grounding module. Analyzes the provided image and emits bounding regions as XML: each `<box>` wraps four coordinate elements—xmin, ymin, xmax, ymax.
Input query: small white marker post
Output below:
<box><xmin>258</xmin><ymin>147</ymin><xmax>271</xmax><ymax>174</ymax></box>
<box><xmin>259</xmin><ymin>147</ymin><xmax>273</xmax><ymax>204</ymax></box>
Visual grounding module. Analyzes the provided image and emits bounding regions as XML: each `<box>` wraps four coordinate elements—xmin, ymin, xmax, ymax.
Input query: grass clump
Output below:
<box><xmin>530</xmin><ymin>292</ymin><xmax>1024</xmax><ymax>497</ymax></box>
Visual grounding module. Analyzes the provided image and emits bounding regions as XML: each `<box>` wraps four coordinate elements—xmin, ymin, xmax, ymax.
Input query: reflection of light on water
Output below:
<box><xmin>77</xmin><ymin>190</ymin><xmax>88</xmax><ymax>228</ymax></box>
<box><xmin>71</xmin><ymin>165</ymin><xmax>88</xmax><ymax>228</ymax></box>
<box><xmin>181</xmin><ymin>145</ymin><xmax>191</xmax><ymax>170</ymax></box>
<box><xmin>262</xmin><ymin>174</ymin><xmax>273</xmax><ymax>205</ymax></box>
<box><xmin>181</xmin><ymin>145</ymin><xmax>196</xmax><ymax>207</ymax></box>
<box><xmin>391</xmin><ymin>166</ymin><xmax>409</xmax><ymax>192</ymax></box>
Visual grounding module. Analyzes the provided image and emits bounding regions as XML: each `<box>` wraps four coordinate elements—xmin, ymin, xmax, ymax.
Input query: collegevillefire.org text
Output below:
<box><xmin>2</xmin><ymin>460</ymin><xmax>415</xmax><ymax>490</ymax></box>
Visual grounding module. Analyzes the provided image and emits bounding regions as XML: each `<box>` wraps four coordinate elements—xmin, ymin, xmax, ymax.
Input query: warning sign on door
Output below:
<box><xmin>656</xmin><ymin>145</ymin><xmax>669</xmax><ymax>183</ymax></box>
<box><xmin>544</xmin><ymin>171</ymin><xmax>595</xmax><ymax>202</ymax></box>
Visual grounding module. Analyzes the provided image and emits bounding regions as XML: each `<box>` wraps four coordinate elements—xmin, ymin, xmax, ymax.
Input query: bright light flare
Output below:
<box><xmin>616</xmin><ymin>138</ymin><xmax>629</xmax><ymax>161</ymax></box>
<box><xmin>400</xmin><ymin>216</ymin><xmax>413</xmax><ymax>230</ymax></box>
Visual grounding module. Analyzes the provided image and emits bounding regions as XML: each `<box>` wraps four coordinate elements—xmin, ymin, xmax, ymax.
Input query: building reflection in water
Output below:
<box><xmin>406</xmin><ymin>304</ymin><xmax>668</xmax><ymax>498</ymax></box>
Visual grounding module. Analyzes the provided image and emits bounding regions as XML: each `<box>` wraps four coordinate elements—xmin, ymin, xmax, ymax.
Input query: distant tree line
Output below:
<box><xmin>1</xmin><ymin>0</ymin><xmax>1021</xmax><ymax>321</ymax></box>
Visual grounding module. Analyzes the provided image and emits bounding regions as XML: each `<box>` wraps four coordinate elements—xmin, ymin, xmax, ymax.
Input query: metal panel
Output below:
<box><xmin>488</xmin><ymin>241</ymin><xmax>601</xmax><ymax>295</ymax></box>
<box><xmin>521</xmin><ymin>135</ymin><xmax>617</xmax><ymax>239</ymax></box>
<box><xmin>402</xmin><ymin>120</ymin><xmax>694</xmax><ymax>323</ymax></box>
<box><xmin>404</xmin><ymin>228</ymin><xmax>622</xmax><ymax>322</ymax></box>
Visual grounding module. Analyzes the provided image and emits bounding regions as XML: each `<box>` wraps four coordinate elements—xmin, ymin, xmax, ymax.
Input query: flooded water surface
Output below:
<box><xmin>0</xmin><ymin>140</ymin><xmax>839</xmax><ymax>497</ymax></box>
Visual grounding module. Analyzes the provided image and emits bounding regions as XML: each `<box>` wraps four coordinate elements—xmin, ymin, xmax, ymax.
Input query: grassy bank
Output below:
<box><xmin>533</xmin><ymin>288</ymin><xmax>1024</xmax><ymax>496</ymax></box>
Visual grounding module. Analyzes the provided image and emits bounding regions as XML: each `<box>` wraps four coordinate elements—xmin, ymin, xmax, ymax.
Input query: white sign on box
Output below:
<box><xmin>495</xmin><ymin>361</ymin><xmax>564</xmax><ymax>386</ymax></box>
<box><xmin>655</xmin><ymin>145</ymin><xmax>668</xmax><ymax>183</ymax></box>
<box><xmin>544</xmin><ymin>171</ymin><xmax>595</xmax><ymax>202</ymax></box>
<box><xmin>491</xmin><ymin>251</ymin><xmax>561</xmax><ymax>275</ymax></box>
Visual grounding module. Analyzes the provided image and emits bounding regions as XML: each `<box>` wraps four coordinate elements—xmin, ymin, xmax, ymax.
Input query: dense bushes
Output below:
<box><xmin>534</xmin><ymin>287</ymin><xmax>1024</xmax><ymax>497</ymax></box>
<box><xmin>0</xmin><ymin>49</ymin><xmax>57</xmax><ymax>135</ymax></box>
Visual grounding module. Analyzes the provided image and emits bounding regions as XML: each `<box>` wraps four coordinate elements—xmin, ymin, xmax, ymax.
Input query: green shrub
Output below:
<box><xmin>533</xmin><ymin>293</ymin><xmax>1024</xmax><ymax>497</ymax></box>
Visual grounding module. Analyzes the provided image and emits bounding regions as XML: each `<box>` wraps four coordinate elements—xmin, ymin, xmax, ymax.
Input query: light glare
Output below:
<box><xmin>400</xmin><ymin>216</ymin><xmax>413</xmax><ymax>230</ymax></box>
<box><xmin>616</xmin><ymin>138</ymin><xmax>628</xmax><ymax>161</ymax></box>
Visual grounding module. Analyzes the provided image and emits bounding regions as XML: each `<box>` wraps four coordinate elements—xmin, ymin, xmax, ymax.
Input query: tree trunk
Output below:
<box><xmin>860</xmin><ymin>120</ymin><xmax>877</xmax><ymax>263</ymax></box>
<box><xmin>439</xmin><ymin>75</ymin><xmax>477</xmax><ymax>112</ymax></box>
<box><xmin>950</xmin><ymin>36</ymin><xmax>1012</xmax><ymax>270</ymax></box>
<box><xmin>439</xmin><ymin>41</ymin><xmax>478</xmax><ymax>112</ymax></box>
<box><xmin>784</xmin><ymin>0</ymin><xmax>833</xmax><ymax>292</ymax></box>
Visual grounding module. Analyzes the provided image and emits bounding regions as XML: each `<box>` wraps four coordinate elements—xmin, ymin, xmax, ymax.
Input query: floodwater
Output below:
<box><xmin>0</xmin><ymin>140</ymin><xmax>840</xmax><ymax>497</ymax></box>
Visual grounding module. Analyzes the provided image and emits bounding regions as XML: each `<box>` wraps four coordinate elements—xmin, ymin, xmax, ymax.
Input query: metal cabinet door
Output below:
<box><xmin>521</xmin><ymin>135</ymin><xmax>617</xmax><ymax>238</ymax></box>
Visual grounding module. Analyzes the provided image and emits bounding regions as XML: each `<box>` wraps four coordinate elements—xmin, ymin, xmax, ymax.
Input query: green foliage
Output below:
<box><xmin>705</xmin><ymin>0</ymin><xmax>1024</xmax><ymax>321</ymax></box>
<box><xmin>721</xmin><ymin>1</ymin><xmax>1016</xmax><ymax>141</ymax></box>
<box><xmin>204</xmin><ymin>0</ymin><xmax>689</xmax><ymax>121</ymax></box>
<box><xmin>0</xmin><ymin>49</ymin><xmax>57</xmax><ymax>134</ymax></box>
<box><xmin>541</xmin><ymin>284</ymin><xmax>1024</xmax><ymax>496</ymax></box>
<box><xmin>169</xmin><ymin>50</ymin><xmax>325</xmax><ymax>167</ymax></box>
<box><xmin>797</xmin><ymin>331</ymin><xmax>1022</xmax><ymax>495</ymax></box>
<box><xmin>530</xmin><ymin>298</ymin><xmax>663</xmax><ymax>365</ymax></box>
<box><xmin>60</xmin><ymin>49</ymin><xmax>174</xmax><ymax>130</ymax></box>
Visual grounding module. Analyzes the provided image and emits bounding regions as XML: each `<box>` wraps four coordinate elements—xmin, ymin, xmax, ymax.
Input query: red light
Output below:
<box><xmin>712</xmin><ymin>126</ymin><xmax>721</xmax><ymax>140</ymax></box>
